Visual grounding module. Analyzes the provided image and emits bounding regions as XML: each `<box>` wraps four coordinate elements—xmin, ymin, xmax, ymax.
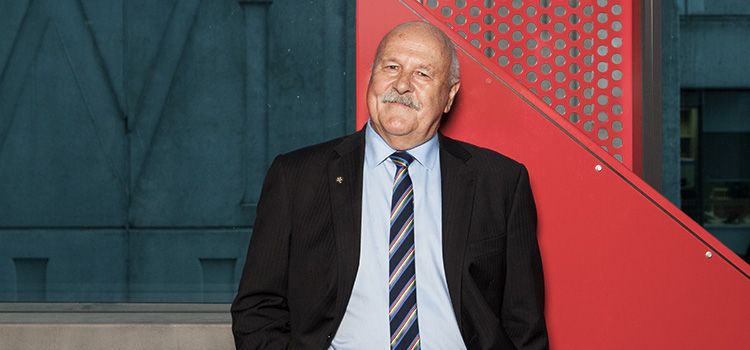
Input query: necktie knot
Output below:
<box><xmin>390</xmin><ymin>152</ymin><xmax>414</xmax><ymax>169</ymax></box>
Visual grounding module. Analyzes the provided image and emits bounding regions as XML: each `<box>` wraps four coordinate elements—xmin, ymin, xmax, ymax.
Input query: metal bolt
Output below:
<box><xmin>705</xmin><ymin>251</ymin><xmax>713</xmax><ymax>259</ymax></box>
<box><xmin>594</xmin><ymin>164</ymin><xmax>602</xmax><ymax>172</ymax></box>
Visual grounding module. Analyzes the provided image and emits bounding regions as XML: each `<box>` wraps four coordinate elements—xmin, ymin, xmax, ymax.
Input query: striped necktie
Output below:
<box><xmin>388</xmin><ymin>151</ymin><xmax>420</xmax><ymax>350</ymax></box>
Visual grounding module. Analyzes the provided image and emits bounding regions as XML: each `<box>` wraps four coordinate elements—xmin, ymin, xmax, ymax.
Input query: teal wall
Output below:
<box><xmin>0</xmin><ymin>0</ymin><xmax>355</xmax><ymax>302</ymax></box>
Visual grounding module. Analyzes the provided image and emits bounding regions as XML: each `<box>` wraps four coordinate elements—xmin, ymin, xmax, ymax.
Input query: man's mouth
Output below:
<box><xmin>382</xmin><ymin>91</ymin><xmax>422</xmax><ymax>111</ymax></box>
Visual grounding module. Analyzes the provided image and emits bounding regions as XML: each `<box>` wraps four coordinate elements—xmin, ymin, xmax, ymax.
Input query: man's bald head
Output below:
<box><xmin>373</xmin><ymin>21</ymin><xmax>460</xmax><ymax>85</ymax></box>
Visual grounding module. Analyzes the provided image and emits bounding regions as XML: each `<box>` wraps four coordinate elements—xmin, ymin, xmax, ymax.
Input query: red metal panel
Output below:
<box><xmin>356</xmin><ymin>0</ymin><xmax>750</xmax><ymax>348</ymax></box>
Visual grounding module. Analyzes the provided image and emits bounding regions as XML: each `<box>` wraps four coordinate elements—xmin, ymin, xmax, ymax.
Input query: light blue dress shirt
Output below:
<box><xmin>330</xmin><ymin>123</ymin><xmax>465</xmax><ymax>349</ymax></box>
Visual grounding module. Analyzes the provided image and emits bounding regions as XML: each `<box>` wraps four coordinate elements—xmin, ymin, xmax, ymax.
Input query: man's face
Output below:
<box><xmin>367</xmin><ymin>25</ymin><xmax>460</xmax><ymax>150</ymax></box>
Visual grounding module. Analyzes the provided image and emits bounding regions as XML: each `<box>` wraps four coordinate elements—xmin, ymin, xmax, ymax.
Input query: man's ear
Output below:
<box><xmin>443</xmin><ymin>82</ymin><xmax>461</xmax><ymax>113</ymax></box>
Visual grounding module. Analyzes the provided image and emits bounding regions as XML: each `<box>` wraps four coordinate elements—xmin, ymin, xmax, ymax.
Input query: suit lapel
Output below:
<box><xmin>439</xmin><ymin>134</ymin><xmax>475</xmax><ymax>332</ymax></box>
<box><xmin>328</xmin><ymin>130</ymin><xmax>366</xmax><ymax>314</ymax></box>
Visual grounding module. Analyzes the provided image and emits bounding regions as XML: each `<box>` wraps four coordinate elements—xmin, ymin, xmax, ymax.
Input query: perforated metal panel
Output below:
<box><xmin>421</xmin><ymin>0</ymin><xmax>632</xmax><ymax>166</ymax></box>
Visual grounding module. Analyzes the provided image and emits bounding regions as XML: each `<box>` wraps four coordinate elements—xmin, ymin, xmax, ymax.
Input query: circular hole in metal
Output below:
<box><xmin>612</xmin><ymin>103</ymin><xmax>623</xmax><ymax>115</ymax></box>
<box><xmin>612</xmin><ymin>86</ymin><xmax>622</xmax><ymax>97</ymax></box>
<box><xmin>527</xmin><ymin>71</ymin><xmax>538</xmax><ymax>82</ymax></box>
<box><xmin>456</xmin><ymin>0</ymin><xmax>467</xmax><ymax>9</ymax></box>
<box><xmin>569</xmin><ymin>79</ymin><xmax>580</xmax><ymax>90</ymax></box>
<box><xmin>554</xmin><ymin>6</ymin><xmax>566</xmax><ymax>17</ymax></box>
<box><xmin>570</xmin><ymin>112</ymin><xmax>581</xmax><ymax>123</ymax></box>
<box><xmin>458</xmin><ymin>31</ymin><xmax>468</xmax><ymax>39</ymax></box>
<box><xmin>555</xmin><ymin>55</ymin><xmax>566</xmax><ymax>66</ymax></box>
<box><xmin>555</xmin><ymin>88</ymin><xmax>566</xmax><ymax>99</ymax></box>
<box><xmin>569</xmin><ymin>47</ymin><xmax>581</xmax><ymax>58</ymax></box>
<box><xmin>612</xmin><ymin>4</ymin><xmax>622</xmax><ymax>15</ymax></box>
<box><xmin>527</xmin><ymin>22</ymin><xmax>537</xmax><ymax>33</ymax></box>
<box><xmin>597</xmin><ymin>111</ymin><xmax>608</xmax><ymax>122</ymax></box>
<box><xmin>612</xmin><ymin>137</ymin><xmax>623</xmax><ymax>148</ymax></box>
<box><xmin>512</xmin><ymin>31</ymin><xmax>524</xmax><ymax>41</ymax></box>
<box><xmin>540</xmin><ymin>30</ymin><xmax>551</xmax><ymax>41</ymax></box>
<box><xmin>484</xmin><ymin>31</ymin><xmax>495</xmax><ymax>41</ymax></box>
<box><xmin>498</xmin><ymin>23</ymin><xmax>510</xmax><ymax>33</ymax></box>
<box><xmin>527</xmin><ymin>39</ymin><xmax>538</xmax><ymax>49</ymax></box>
<box><xmin>583</xmin><ymin>5</ymin><xmax>594</xmax><ymax>16</ymax></box>
<box><xmin>612</xmin><ymin>120</ymin><xmax>623</xmax><ymax>131</ymax></box>
<box><xmin>597</xmin><ymin>78</ymin><xmax>608</xmax><ymax>88</ymax></box>
<box><xmin>598</xmin><ymin>94</ymin><xmax>609</xmax><ymax>105</ymax></box>
<box><xmin>583</xmin><ymin>22</ymin><xmax>594</xmax><ymax>33</ymax></box>
<box><xmin>498</xmin><ymin>39</ymin><xmax>509</xmax><ymax>49</ymax></box>
<box><xmin>540</xmin><ymin>0</ymin><xmax>552</xmax><ymax>8</ymax></box>
<box><xmin>612</xmin><ymin>53</ymin><xmax>622</xmax><ymax>64</ymax></box>
<box><xmin>597</xmin><ymin>0</ymin><xmax>608</xmax><ymax>7</ymax></box>
<box><xmin>597</xmin><ymin>62</ymin><xmax>609</xmax><ymax>72</ymax></box>
<box><xmin>569</xmin><ymin>0</ymin><xmax>580</xmax><ymax>7</ymax></box>
<box><xmin>584</xmin><ymin>38</ymin><xmax>594</xmax><ymax>49</ymax></box>
<box><xmin>569</xmin><ymin>14</ymin><xmax>580</xmax><ymax>24</ymax></box>
<box><xmin>584</xmin><ymin>120</ymin><xmax>594</xmax><ymax>131</ymax></box>
<box><xmin>427</xmin><ymin>0</ymin><xmax>439</xmax><ymax>9</ymax></box>
<box><xmin>569</xmin><ymin>30</ymin><xmax>580</xmax><ymax>41</ymax></box>
<box><xmin>512</xmin><ymin>14</ymin><xmax>523</xmax><ymax>25</ymax></box>
<box><xmin>512</xmin><ymin>63</ymin><xmax>523</xmax><ymax>74</ymax></box>
<box><xmin>498</xmin><ymin>55</ymin><xmax>509</xmax><ymax>66</ymax></box>
<box><xmin>484</xmin><ymin>0</ymin><xmax>495</xmax><ymax>8</ymax></box>
<box><xmin>512</xmin><ymin>47</ymin><xmax>523</xmax><ymax>58</ymax></box>
<box><xmin>471</xmin><ymin>39</ymin><xmax>481</xmax><ymax>48</ymax></box>
<box><xmin>512</xmin><ymin>0</ymin><xmax>523</xmax><ymax>9</ymax></box>
<box><xmin>598</xmin><ymin>13</ymin><xmax>608</xmax><ymax>23</ymax></box>
<box><xmin>484</xmin><ymin>14</ymin><xmax>496</xmax><ymax>25</ymax></box>
<box><xmin>541</xmin><ymin>79</ymin><xmax>552</xmax><ymax>90</ymax></box>
<box><xmin>597</xmin><ymin>29</ymin><xmax>608</xmax><ymax>39</ymax></box>
<box><xmin>583</xmin><ymin>55</ymin><xmax>594</xmax><ymax>66</ymax></box>
<box><xmin>554</xmin><ymin>22</ymin><xmax>566</xmax><ymax>33</ymax></box>
<box><xmin>555</xmin><ymin>71</ymin><xmax>566</xmax><ymax>82</ymax></box>
<box><xmin>456</xmin><ymin>14</ymin><xmax>467</xmax><ymax>24</ymax></box>
<box><xmin>527</xmin><ymin>6</ymin><xmax>537</xmax><ymax>17</ymax></box>
<box><xmin>612</xmin><ymin>69</ymin><xmax>623</xmax><ymax>80</ymax></box>
<box><xmin>584</xmin><ymin>71</ymin><xmax>594</xmax><ymax>82</ymax></box>
<box><xmin>569</xmin><ymin>63</ymin><xmax>580</xmax><ymax>74</ymax></box>
<box><xmin>555</xmin><ymin>39</ymin><xmax>566</xmax><ymax>50</ymax></box>
<box><xmin>597</xmin><ymin>46</ymin><xmax>609</xmax><ymax>57</ymax></box>
<box><xmin>598</xmin><ymin>128</ymin><xmax>609</xmax><ymax>140</ymax></box>
<box><xmin>442</xmin><ymin>7</ymin><xmax>453</xmax><ymax>17</ymax></box>
<box><xmin>612</xmin><ymin>20</ymin><xmax>623</xmax><ymax>31</ymax></box>
<box><xmin>584</xmin><ymin>87</ymin><xmax>594</xmax><ymax>98</ymax></box>
<box><xmin>542</xmin><ymin>96</ymin><xmax>552</xmax><ymax>105</ymax></box>
<box><xmin>470</xmin><ymin>6</ymin><xmax>482</xmax><ymax>17</ymax></box>
<box><xmin>555</xmin><ymin>104</ymin><xmax>567</xmax><ymax>115</ymax></box>
<box><xmin>541</xmin><ymin>64</ymin><xmax>552</xmax><ymax>74</ymax></box>
<box><xmin>614</xmin><ymin>154</ymin><xmax>623</xmax><ymax>162</ymax></box>
<box><xmin>602</xmin><ymin>145</ymin><xmax>609</xmax><ymax>152</ymax></box>
<box><xmin>527</xmin><ymin>55</ymin><xmax>538</xmax><ymax>66</ymax></box>
<box><xmin>484</xmin><ymin>47</ymin><xmax>495</xmax><ymax>57</ymax></box>
<box><xmin>470</xmin><ymin>23</ymin><xmax>481</xmax><ymax>33</ymax></box>
<box><xmin>540</xmin><ymin>14</ymin><xmax>551</xmax><ymax>24</ymax></box>
<box><xmin>530</xmin><ymin>87</ymin><xmax>538</xmax><ymax>94</ymax></box>
<box><xmin>612</xmin><ymin>37</ymin><xmax>622</xmax><ymax>48</ymax></box>
<box><xmin>498</xmin><ymin>6</ymin><xmax>510</xmax><ymax>16</ymax></box>
<box><xmin>584</xmin><ymin>104</ymin><xmax>594</xmax><ymax>115</ymax></box>
<box><xmin>570</xmin><ymin>96</ymin><xmax>580</xmax><ymax>106</ymax></box>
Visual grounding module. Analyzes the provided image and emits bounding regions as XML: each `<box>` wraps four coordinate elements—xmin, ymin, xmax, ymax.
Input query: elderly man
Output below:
<box><xmin>231</xmin><ymin>21</ymin><xmax>548</xmax><ymax>350</ymax></box>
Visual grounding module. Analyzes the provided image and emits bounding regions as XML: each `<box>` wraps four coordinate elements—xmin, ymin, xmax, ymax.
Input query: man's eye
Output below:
<box><xmin>386</xmin><ymin>65</ymin><xmax>398</xmax><ymax>70</ymax></box>
<box><xmin>416</xmin><ymin>71</ymin><xmax>429</xmax><ymax>78</ymax></box>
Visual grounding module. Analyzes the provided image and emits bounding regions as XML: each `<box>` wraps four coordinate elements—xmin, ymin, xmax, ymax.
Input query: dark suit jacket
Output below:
<box><xmin>231</xmin><ymin>130</ymin><xmax>548</xmax><ymax>350</ymax></box>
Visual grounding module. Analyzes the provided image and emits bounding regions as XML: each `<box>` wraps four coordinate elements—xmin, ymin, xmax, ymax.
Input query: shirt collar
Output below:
<box><xmin>364</xmin><ymin>120</ymin><xmax>439</xmax><ymax>170</ymax></box>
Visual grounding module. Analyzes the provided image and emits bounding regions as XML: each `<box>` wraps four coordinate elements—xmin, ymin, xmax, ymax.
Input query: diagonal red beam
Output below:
<box><xmin>356</xmin><ymin>1</ymin><xmax>750</xmax><ymax>348</ymax></box>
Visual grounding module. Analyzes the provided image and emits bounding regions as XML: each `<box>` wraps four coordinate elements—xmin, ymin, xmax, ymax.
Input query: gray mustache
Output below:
<box><xmin>382</xmin><ymin>91</ymin><xmax>422</xmax><ymax>111</ymax></box>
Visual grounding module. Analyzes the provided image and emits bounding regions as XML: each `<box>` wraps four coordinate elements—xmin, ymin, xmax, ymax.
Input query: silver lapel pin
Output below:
<box><xmin>336</xmin><ymin>176</ymin><xmax>343</xmax><ymax>184</ymax></box>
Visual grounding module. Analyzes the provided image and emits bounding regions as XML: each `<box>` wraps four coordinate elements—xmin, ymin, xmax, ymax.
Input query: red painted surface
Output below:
<box><xmin>357</xmin><ymin>0</ymin><xmax>750</xmax><ymax>348</ymax></box>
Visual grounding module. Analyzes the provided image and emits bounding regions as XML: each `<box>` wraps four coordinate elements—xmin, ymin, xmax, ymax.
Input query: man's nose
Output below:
<box><xmin>393</xmin><ymin>71</ymin><xmax>413</xmax><ymax>94</ymax></box>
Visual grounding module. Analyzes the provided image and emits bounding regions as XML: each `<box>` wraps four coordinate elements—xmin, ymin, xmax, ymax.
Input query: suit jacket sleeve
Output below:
<box><xmin>501</xmin><ymin>164</ymin><xmax>549</xmax><ymax>349</ymax></box>
<box><xmin>231</xmin><ymin>156</ymin><xmax>292</xmax><ymax>350</ymax></box>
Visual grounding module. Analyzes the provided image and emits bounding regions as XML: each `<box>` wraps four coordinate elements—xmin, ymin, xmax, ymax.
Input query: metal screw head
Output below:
<box><xmin>705</xmin><ymin>251</ymin><xmax>713</xmax><ymax>259</ymax></box>
<box><xmin>594</xmin><ymin>164</ymin><xmax>603</xmax><ymax>172</ymax></box>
